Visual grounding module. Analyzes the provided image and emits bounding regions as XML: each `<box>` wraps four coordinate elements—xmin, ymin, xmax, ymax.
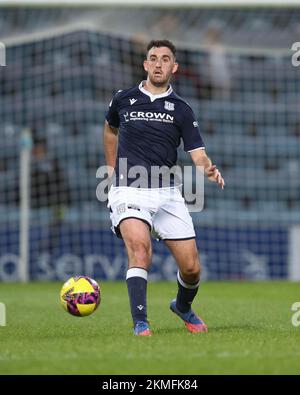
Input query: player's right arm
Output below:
<box><xmin>103</xmin><ymin>120</ymin><xmax>119</xmax><ymax>178</ymax></box>
<box><xmin>104</xmin><ymin>91</ymin><xmax>121</xmax><ymax>178</ymax></box>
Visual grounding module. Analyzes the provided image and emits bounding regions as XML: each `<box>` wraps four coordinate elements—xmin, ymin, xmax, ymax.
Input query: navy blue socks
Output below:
<box><xmin>176</xmin><ymin>271</ymin><xmax>200</xmax><ymax>313</ymax></box>
<box><xmin>126</xmin><ymin>267</ymin><xmax>148</xmax><ymax>324</ymax></box>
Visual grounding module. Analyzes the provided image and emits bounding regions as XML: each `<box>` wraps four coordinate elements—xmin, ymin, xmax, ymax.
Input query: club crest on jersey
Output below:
<box><xmin>164</xmin><ymin>101</ymin><xmax>175</xmax><ymax>111</ymax></box>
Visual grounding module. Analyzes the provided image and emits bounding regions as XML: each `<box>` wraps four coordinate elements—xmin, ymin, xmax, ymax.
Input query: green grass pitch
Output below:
<box><xmin>0</xmin><ymin>281</ymin><xmax>299</xmax><ymax>374</ymax></box>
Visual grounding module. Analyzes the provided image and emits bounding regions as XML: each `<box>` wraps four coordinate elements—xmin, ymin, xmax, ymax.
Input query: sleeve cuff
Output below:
<box><xmin>187</xmin><ymin>146</ymin><xmax>205</xmax><ymax>153</ymax></box>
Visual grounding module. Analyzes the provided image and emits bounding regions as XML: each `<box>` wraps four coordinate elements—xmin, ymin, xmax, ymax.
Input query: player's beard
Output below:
<box><xmin>149</xmin><ymin>72</ymin><xmax>171</xmax><ymax>89</ymax></box>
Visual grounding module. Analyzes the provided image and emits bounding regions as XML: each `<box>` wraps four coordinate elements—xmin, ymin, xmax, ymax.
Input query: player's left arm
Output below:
<box><xmin>190</xmin><ymin>148</ymin><xmax>225</xmax><ymax>189</ymax></box>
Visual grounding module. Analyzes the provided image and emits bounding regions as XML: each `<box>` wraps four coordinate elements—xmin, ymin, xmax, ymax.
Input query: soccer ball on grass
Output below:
<box><xmin>60</xmin><ymin>276</ymin><xmax>101</xmax><ymax>317</ymax></box>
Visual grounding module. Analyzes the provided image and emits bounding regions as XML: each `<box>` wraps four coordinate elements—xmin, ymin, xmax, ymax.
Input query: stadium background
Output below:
<box><xmin>0</xmin><ymin>1</ymin><xmax>300</xmax><ymax>283</ymax></box>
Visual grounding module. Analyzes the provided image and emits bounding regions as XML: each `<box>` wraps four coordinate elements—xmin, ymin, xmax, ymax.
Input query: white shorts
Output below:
<box><xmin>107</xmin><ymin>186</ymin><xmax>196</xmax><ymax>240</ymax></box>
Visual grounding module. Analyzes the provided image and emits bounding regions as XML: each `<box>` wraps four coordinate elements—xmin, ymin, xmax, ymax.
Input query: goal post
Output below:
<box><xmin>19</xmin><ymin>128</ymin><xmax>32</xmax><ymax>282</ymax></box>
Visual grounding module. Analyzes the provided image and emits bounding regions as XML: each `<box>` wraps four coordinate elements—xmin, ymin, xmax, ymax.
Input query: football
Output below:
<box><xmin>60</xmin><ymin>276</ymin><xmax>101</xmax><ymax>317</ymax></box>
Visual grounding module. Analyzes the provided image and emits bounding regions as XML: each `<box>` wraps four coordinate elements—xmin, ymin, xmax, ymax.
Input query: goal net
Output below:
<box><xmin>0</xmin><ymin>5</ymin><xmax>299</xmax><ymax>281</ymax></box>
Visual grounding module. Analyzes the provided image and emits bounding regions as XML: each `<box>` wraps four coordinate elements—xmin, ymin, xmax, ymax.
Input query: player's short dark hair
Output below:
<box><xmin>146</xmin><ymin>40</ymin><xmax>176</xmax><ymax>58</ymax></box>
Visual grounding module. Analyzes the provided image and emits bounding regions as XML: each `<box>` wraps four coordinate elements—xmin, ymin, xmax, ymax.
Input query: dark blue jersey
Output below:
<box><xmin>105</xmin><ymin>82</ymin><xmax>205</xmax><ymax>187</ymax></box>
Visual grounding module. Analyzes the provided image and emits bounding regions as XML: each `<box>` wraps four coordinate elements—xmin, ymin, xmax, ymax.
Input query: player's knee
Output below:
<box><xmin>181</xmin><ymin>263</ymin><xmax>201</xmax><ymax>280</ymax></box>
<box><xmin>181</xmin><ymin>253</ymin><xmax>201</xmax><ymax>281</ymax></box>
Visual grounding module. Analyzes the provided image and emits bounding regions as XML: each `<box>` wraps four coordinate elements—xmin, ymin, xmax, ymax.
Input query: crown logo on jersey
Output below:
<box><xmin>123</xmin><ymin>112</ymin><xmax>129</xmax><ymax>122</ymax></box>
<box><xmin>129</xmin><ymin>98</ymin><xmax>137</xmax><ymax>105</ymax></box>
<box><xmin>164</xmin><ymin>101</ymin><xmax>174</xmax><ymax>111</ymax></box>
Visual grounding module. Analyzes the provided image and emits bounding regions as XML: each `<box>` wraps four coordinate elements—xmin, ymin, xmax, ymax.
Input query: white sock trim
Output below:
<box><xmin>126</xmin><ymin>267</ymin><xmax>148</xmax><ymax>281</ymax></box>
<box><xmin>177</xmin><ymin>271</ymin><xmax>200</xmax><ymax>289</ymax></box>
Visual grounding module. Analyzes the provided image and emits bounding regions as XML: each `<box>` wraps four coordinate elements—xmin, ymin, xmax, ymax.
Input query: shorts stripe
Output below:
<box><xmin>118</xmin><ymin>216</ymin><xmax>152</xmax><ymax>230</ymax></box>
<box><xmin>115</xmin><ymin>217</ymin><xmax>152</xmax><ymax>239</ymax></box>
<box><xmin>163</xmin><ymin>236</ymin><xmax>195</xmax><ymax>241</ymax></box>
